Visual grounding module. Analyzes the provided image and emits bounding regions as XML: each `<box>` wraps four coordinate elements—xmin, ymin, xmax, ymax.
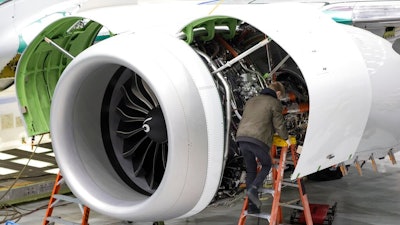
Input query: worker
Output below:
<box><xmin>236</xmin><ymin>81</ymin><xmax>290</xmax><ymax>214</ymax></box>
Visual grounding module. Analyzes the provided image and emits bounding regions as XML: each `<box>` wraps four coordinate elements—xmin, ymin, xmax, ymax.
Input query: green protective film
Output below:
<box><xmin>16</xmin><ymin>17</ymin><xmax>105</xmax><ymax>136</ymax></box>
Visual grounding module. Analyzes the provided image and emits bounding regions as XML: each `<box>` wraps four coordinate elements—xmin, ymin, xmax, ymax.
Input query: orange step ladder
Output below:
<box><xmin>43</xmin><ymin>171</ymin><xmax>90</xmax><ymax>225</ymax></box>
<box><xmin>238</xmin><ymin>136</ymin><xmax>313</xmax><ymax>225</ymax></box>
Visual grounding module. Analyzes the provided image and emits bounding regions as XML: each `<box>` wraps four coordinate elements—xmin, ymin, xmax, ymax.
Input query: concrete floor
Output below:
<box><xmin>3</xmin><ymin>155</ymin><xmax>400</xmax><ymax>225</ymax></box>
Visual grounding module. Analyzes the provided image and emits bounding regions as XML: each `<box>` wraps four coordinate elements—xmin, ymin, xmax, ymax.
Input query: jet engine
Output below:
<box><xmin>15</xmin><ymin>2</ymin><xmax>400</xmax><ymax>222</ymax></box>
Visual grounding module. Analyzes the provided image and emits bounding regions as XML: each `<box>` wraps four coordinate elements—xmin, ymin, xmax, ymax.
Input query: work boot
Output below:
<box><xmin>247</xmin><ymin>201</ymin><xmax>260</xmax><ymax>214</ymax></box>
<box><xmin>247</xmin><ymin>186</ymin><xmax>261</xmax><ymax>208</ymax></box>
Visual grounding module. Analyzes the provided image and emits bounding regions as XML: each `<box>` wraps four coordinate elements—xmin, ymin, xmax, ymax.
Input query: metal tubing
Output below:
<box><xmin>212</xmin><ymin>38</ymin><xmax>270</xmax><ymax>74</ymax></box>
<box><xmin>44</xmin><ymin>37</ymin><xmax>75</xmax><ymax>59</ymax></box>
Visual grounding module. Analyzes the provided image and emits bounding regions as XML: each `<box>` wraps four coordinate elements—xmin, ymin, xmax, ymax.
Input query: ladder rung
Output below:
<box><xmin>53</xmin><ymin>194</ymin><xmax>82</xmax><ymax>204</ymax></box>
<box><xmin>245</xmin><ymin>211</ymin><xmax>271</xmax><ymax>221</ymax></box>
<box><xmin>280</xmin><ymin>202</ymin><xmax>304</xmax><ymax>210</ymax></box>
<box><xmin>274</xmin><ymin>154</ymin><xmax>294</xmax><ymax>161</ymax></box>
<box><xmin>282</xmin><ymin>181</ymin><xmax>298</xmax><ymax>188</ymax></box>
<box><xmin>47</xmin><ymin>216</ymin><xmax>80</xmax><ymax>225</ymax></box>
<box><xmin>260</xmin><ymin>188</ymin><xmax>274</xmax><ymax>195</ymax></box>
<box><xmin>282</xmin><ymin>178</ymin><xmax>294</xmax><ymax>182</ymax></box>
<box><xmin>272</xmin><ymin>164</ymin><xmax>290</xmax><ymax>170</ymax></box>
<box><xmin>56</xmin><ymin>177</ymin><xmax>65</xmax><ymax>186</ymax></box>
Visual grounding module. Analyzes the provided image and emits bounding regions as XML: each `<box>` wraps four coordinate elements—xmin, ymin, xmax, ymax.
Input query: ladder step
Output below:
<box><xmin>272</xmin><ymin>164</ymin><xmax>290</xmax><ymax>170</ymax></box>
<box><xmin>280</xmin><ymin>202</ymin><xmax>304</xmax><ymax>210</ymax></box>
<box><xmin>282</xmin><ymin>178</ymin><xmax>294</xmax><ymax>183</ymax></box>
<box><xmin>53</xmin><ymin>194</ymin><xmax>82</xmax><ymax>205</ymax></box>
<box><xmin>245</xmin><ymin>211</ymin><xmax>271</xmax><ymax>221</ymax></box>
<box><xmin>282</xmin><ymin>181</ymin><xmax>298</xmax><ymax>188</ymax></box>
<box><xmin>260</xmin><ymin>188</ymin><xmax>274</xmax><ymax>195</ymax></box>
<box><xmin>47</xmin><ymin>216</ymin><xmax>81</xmax><ymax>225</ymax></box>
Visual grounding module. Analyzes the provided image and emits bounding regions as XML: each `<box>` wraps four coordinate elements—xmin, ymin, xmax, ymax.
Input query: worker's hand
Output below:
<box><xmin>285</xmin><ymin>138</ymin><xmax>291</xmax><ymax>147</ymax></box>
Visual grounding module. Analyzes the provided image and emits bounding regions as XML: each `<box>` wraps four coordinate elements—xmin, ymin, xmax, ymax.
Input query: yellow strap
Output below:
<box><xmin>272</xmin><ymin>135</ymin><xmax>297</xmax><ymax>147</ymax></box>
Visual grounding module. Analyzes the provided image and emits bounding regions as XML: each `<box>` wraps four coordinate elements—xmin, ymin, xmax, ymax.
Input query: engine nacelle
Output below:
<box><xmin>15</xmin><ymin>2</ymin><xmax>400</xmax><ymax>222</ymax></box>
<box><xmin>50</xmin><ymin>32</ymin><xmax>224</xmax><ymax>221</ymax></box>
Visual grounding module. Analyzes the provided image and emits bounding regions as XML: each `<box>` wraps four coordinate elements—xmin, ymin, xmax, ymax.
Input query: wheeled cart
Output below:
<box><xmin>290</xmin><ymin>202</ymin><xmax>337</xmax><ymax>225</ymax></box>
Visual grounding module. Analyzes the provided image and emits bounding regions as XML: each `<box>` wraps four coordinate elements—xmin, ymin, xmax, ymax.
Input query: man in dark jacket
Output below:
<box><xmin>236</xmin><ymin>81</ymin><xmax>289</xmax><ymax>214</ymax></box>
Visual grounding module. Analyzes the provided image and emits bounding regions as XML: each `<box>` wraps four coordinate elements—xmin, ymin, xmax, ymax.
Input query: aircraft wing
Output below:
<box><xmin>11</xmin><ymin>0</ymin><xmax>400</xmax><ymax>222</ymax></box>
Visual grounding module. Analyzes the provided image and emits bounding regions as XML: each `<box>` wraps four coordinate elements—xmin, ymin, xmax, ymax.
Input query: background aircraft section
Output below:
<box><xmin>0</xmin><ymin>0</ymin><xmax>82</xmax><ymax>91</ymax></box>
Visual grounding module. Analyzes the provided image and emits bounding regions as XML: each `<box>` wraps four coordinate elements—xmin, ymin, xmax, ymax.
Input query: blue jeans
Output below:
<box><xmin>238</xmin><ymin>141</ymin><xmax>271</xmax><ymax>191</ymax></box>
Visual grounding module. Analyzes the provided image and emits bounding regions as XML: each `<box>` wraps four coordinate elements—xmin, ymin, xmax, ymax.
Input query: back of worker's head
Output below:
<box><xmin>269</xmin><ymin>81</ymin><xmax>286</xmax><ymax>98</ymax></box>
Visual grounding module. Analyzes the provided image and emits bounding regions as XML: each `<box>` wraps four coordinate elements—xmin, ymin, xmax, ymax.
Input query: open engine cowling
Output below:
<box><xmin>15</xmin><ymin>2</ymin><xmax>400</xmax><ymax>222</ymax></box>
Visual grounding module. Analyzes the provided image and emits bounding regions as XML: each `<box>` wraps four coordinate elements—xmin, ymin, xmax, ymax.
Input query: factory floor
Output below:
<box><xmin>2</xmin><ymin>150</ymin><xmax>400</xmax><ymax>225</ymax></box>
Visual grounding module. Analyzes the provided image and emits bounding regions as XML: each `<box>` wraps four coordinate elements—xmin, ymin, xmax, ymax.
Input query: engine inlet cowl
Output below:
<box><xmin>50</xmin><ymin>32</ymin><xmax>224</xmax><ymax>221</ymax></box>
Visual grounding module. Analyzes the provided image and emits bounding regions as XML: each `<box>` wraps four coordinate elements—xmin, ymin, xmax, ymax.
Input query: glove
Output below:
<box><xmin>285</xmin><ymin>138</ymin><xmax>291</xmax><ymax>147</ymax></box>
